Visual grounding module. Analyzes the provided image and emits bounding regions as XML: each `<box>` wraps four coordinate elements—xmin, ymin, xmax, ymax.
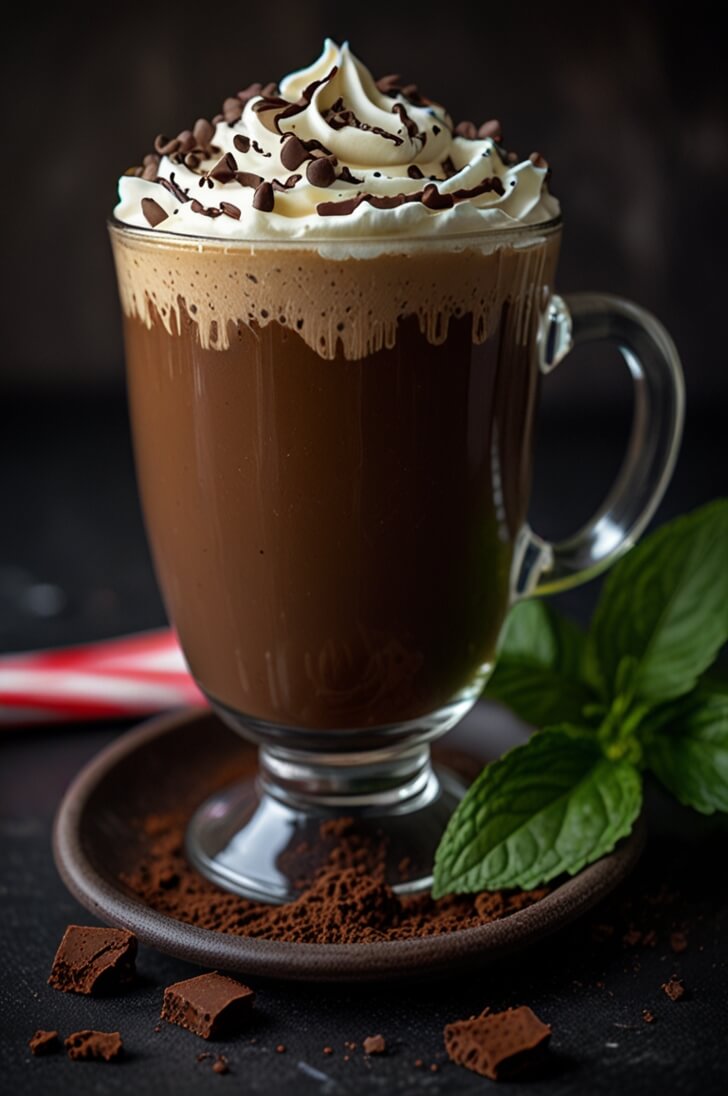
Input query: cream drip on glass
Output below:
<box><xmin>114</xmin><ymin>39</ymin><xmax>558</xmax><ymax>241</ymax></box>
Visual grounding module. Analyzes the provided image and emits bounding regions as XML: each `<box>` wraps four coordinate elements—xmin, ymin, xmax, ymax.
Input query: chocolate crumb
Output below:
<box><xmin>642</xmin><ymin>1010</ymin><xmax>656</xmax><ymax>1023</ymax></box>
<box><xmin>323</xmin><ymin>1046</ymin><xmax>333</xmax><ymax>1055</ymax></box>
<box><xmin>670</xmin><ymin>931</ymin><xmax>688</xmax><ymax>953</ymax></box>
<box><xmin>65</xmin><ymin>1030</ymin><xmax>124</xmax><ymax>1062</ymax></box>
<box><xmin>363</xmin><ymin>1034</ymin><xmax>386</xmax><ymax>1055</ymax></box>
<box><xmin>662</xmin><ymin>977</ymin><xmax>686</xmax><ymax>1002</ymax></box>
<box><xmin>444</xmin><ymin>1006</ymin><xmax>551</xmax><ymax>1081</ymax></box>
<box><xmin>430</xmin><ymin>1063</ymin><xmax>440</xmax><ymax>1072</ymax></box>
<box><xmin>414</xmin><ymin>1058</ymin><xmax>423</xmax><ymax>1068</ymax></box>
<box><xmin>276</xmin><ymin>1044</ymin><xmax>286</xmax><ymax>1054</ymax></box>
<box><xmin>280</xmin><ymin>134</ymin><xmax>311</xmax><ymax>171</ymax></box>
<box><xmin>141</xmin><ymin>197</ymin><xmax>168</xmax><ymax>228</ymax></box>
<box><xmin>212</xmin><ymin>1055</ymin><xmax>229</xmax><ymax>1074</ymax></box>
<box><xmin>29</xmin><ymin>1030</ymin><xmax>60</xmax><ymax>1056</ymax></box>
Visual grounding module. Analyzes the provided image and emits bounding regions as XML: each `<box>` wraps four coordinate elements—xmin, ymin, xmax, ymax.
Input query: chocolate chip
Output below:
<box><xmin>233</xmin><ymin>134</ymin><xmax>251</xmax><ymax>154</ymax></box>
<box><xmin>29</xmin><ymin>1030</ymin><xmax>60</xmax><ymax>1056</ymax></box>
<box><xmin>363</xmin><ymin>1035</ymin><xmax>386</xmax><ymax>1055</ymax></box>
<box><xmin>141</xmin><ymin>197</ymin><xmax>168</xmax><ymax>227</ymax></box>
<box><xmin>529</xmin><ymin>151</ymin><xmax>548</xmax><ymax>168</ymax></box>
<box><xmin>193</xmin><ymin>118</ymin><xmax>215</xmax><ymax>145</ymax></box>
<box><xmin>252</xmin><ymin>181</ymin><xmax>274</xmax><ymax>212</ymax></box>
<box><xmin>280</xmin><ymin>134</ymin><xmax>310</xmax><ymax>171</ymax></box>
<box><xmin>220</xmin><ymin>201</ymin><xmax>241</xmax><ymax>219</ymax></box>
<box><xmin>237</xmin><ymin>82</ymin><xmax>263</xmax><ymax>103</ymax></box>
<box><xmin>478</xmin><ymin>119</ymin><xmax>502</xmax><ymax>140</ymax></box>
<box><xmin>421</xmin><ymin>184</ymin><xmax>454</xmax><ymax>210</ymax></box>
<box><xmin>306</xmin><ymin>157</ymin><xmax>336</xmax><ymax>187</ymax></box>
<box><xmin>454</xmin><ymin>121</ymin><xmax>478</xmax><ymax>139</ymax></box>
<box><xmin>407</xmin><ymin>165</ymin><xmax>424</xmax><ymax>179</ymax></box>
<box><xmin>223</xmin><ymin>97</ymin><xmax>243</xmax><ymax>124</ymax></box>
<box><xmin>154</xmin><ymin>134</ymin><xmax>181</xmax><ymax>156</ymax></box>
<box><xmin>65</xmin><ymin>1030</ymin><xmax>124</xmax><ymax>1062</ymax></box>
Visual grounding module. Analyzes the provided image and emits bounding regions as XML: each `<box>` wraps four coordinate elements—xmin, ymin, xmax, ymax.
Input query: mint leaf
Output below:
<box><xmin>645</xmin><ymin>689</ymin><xmax>728</xmax><ymax>814</ymax></box>
<box><xmin>432</xmin><ymin>727</ymin><xmax>642</xmax><ymax>896</ymax></box>
<box><xmin>588</xmin><ymin>500</ymin><xmax>728</xmax><ymax>705</ymax></box>
<box><xmin>484</xmin><ymin>601</ymin><xmax>596</xmax><ymax>727</ymax></box>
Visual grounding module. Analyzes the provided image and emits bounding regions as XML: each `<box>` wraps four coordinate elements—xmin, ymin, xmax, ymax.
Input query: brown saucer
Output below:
<box><xmin>53</xmin><ymin>706</ymin><xmax>644</xmax><ymax>983</ymax></box>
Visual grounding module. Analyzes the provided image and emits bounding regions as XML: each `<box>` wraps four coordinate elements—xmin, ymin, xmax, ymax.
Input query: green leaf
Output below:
<box><xmin>432</xmin><ymin>727</ymin><xmax>642</xmax><ymax>895</ymax></box>
<box><xmin>484</xmin><ymin>601</ymin><xmax>596</xmax><ymax>727</ymax></box>
<box><xmin>645</xmin><ymin>689</ymin><xmax>728</xmax><ymax>815</ymax></box>
<box><xmin>587</xmin><ymin>500</ymin><xmax>728</xmax><ymax>705</ymax></box>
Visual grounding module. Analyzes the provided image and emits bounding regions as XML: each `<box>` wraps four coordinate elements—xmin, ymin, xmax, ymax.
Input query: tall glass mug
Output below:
<box><xmin>110</xmin><ymin>216</ymin><xmax>683</xmax><ymax>901</ymax></box>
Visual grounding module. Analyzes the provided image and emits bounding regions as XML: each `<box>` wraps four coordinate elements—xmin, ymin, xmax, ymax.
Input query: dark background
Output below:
<box><xmin>1</xmin><ymin>5</ymin><xmax>727</xmax><ymax>1093</ymax></box>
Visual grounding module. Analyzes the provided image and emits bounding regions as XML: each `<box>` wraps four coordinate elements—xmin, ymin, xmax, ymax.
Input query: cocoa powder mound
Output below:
<box><xmin>120</xmin><ymin>813</ymin><xmax>548</xmax><ymax>944</ymax></box>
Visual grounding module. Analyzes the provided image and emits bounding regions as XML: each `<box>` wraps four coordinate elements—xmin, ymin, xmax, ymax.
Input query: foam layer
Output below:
<box><xmin>110</xmin><ymin>226</ymin><xmax>561</xmax><ymax>360</ymax></box>
<box><xmin>114</xmin><ymin>40</ymin><xmax>559</xmax><ymax>241</ymax></box>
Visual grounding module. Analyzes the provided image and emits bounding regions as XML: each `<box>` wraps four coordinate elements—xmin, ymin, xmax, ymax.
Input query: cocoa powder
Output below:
<box><xmin>120</xmin><ymin>814</ymin><xmax>548</xmax><ymax>945</ymax></box>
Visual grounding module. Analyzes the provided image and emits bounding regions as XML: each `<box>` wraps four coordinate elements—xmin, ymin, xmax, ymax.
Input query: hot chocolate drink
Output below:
<box><xmin>111</xmin><ymin>40</ymin><xmax>682</xmax><ymax>901</ymax></box>
<box><xmin>111</xmin><ymin>40</ymin><xmax>559</xmax><ymax>736</ymax></box>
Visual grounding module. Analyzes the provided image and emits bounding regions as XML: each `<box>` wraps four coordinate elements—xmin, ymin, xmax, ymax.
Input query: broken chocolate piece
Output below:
<box><xmin>662</xmin><ymin>977</ymin><xmax>686</xmax><ymax>1001</ymax></box>
<box><xmin>28</xmin><ymin>1030</ymin><xmax>60</xmax><ymax>1056</ymax></box>
<box><xmin>48</xmin><ymin>925</ymin><xmax>137</xmax><ymax>996</ymax></box>
<box><xmin>141</xmin><ymin>197</ymin><xmax>168</xmax><ymax>227</ymax></box>
<box><xmin>444</xmin><ymin>1006</ymin><xmax>551</xmax><ymax>1081</ymax></box>
<box><xmin>161</xmin><ymin>972</ymin><xmax>255</xmax><ymax>1039</ymax></box>
<box><xmin>65</xmin><ymin>1030</ymin><xmax>124</xmax><ymax>1062</ymax></box>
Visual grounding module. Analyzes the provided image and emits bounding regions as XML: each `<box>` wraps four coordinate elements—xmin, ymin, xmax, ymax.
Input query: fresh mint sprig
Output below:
<box><xmin>432</xmin><ymin>500</ymin><xmax>728</xmax><ymax>898</ymax></box>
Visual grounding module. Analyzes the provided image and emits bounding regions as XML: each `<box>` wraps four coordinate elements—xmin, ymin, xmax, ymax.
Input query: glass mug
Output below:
<box><xmin>110</xmin><ymin>216</ymin><xmax>684</xmax><ymax>901</ymax></box>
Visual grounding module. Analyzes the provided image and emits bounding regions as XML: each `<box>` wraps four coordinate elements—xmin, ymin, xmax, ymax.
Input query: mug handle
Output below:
<box><xmin>512</xmin><ymin>293</ymin><xmax>685</xmax><ymax>597</ymax></box>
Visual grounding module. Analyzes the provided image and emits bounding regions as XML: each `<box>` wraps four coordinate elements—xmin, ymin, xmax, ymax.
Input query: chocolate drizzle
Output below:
<box><xmin>316</xmin><ymin>175</ymin><xmax>505</xmax><ymax>218</ymax></box>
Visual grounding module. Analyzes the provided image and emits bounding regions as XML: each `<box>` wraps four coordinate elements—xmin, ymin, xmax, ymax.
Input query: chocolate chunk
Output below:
<box><xmin>444</xmin><ymin>1006</ymin><xmax>551</xmax><ymax>1081</ymax></box>
<box><xmin>280</xmin><ymin>134</ymin><xmax>310</xmax><ymax>171</ymax></box>
<box><xmin>220</xmin><ymin>201</ymin><xmax>241</xmax><ymax>219</ymax></box>
<box><xmin>48</xmin><ymin>925</ymin><xmax>137</xmax><ymax>995</ymax></box>
<box><xmin>212</xmin><ymin>1055</ymin><xmax>229</xmax><ymax>1074</ymax></box>
<box><xmin>252</xmin><ymin>181</ymin><xmax>275</xmax><ymax>212</ymax></box>
<box><xmin>141</xmin><ymin>197</ymin><xmax>169</xmax><ymax>226</ymax></box>
<box><xmin>529</xmin><ymin>151</ymin><xmax>548</xmax><ymax>168</ymax></box>
<box><xmin>29</xmin><ymin>1030</ymin><xmax>60</xmax><ymax>1056</ymax></box>
<box><xmin>421</xmin><ymin>184</ymin><xmax>454</xmax><ymax>210</ymax></box>
<box><xmin>65</xmin><ymin>1030</ymin><xmax>124</xmax><ymax>1062</ymax></box>
<box><xmin>233</xmin><ymin>134</ymin><xmax>251</xmax><ymax>154</ymax></box>
<box><xmin>161</xmin><ymin>972</ymin><xmax>255</xmax><ymax>1039</ymax></box>
<box><xmin>363</xmin><ymin>1034</ymin><xmax>386</xmax><ymax>1055</ymax></box>
<box><xmin>209</xmin><ymin>152</ymin><xmax>238</xmax><ymax>183</ymax></box>
<box><xmin>642</xmin><ymin>1010</ymin><xmax>656</xmax><ymax>1023</ymax></box>
<box><xmin>407</xmin><ymin>165</ymin><xmax>424</xmax><ymax>180</ymax></box>
<box><xmin>306</xmin><ymin>157</ymin><xmax>336</xmax><ymax>188</ymax></box>
<box><xmin>478</xmin><ymin>119</ymin><xmax>502</xmax><ymax>140</ymax></box>
<box><xmin>662</xmin><ymin>977</ymin><xmax>686</xmax><ymax>1001</ymax></box>
<box><xmin>454</xmin><ymin>120</ymin><xmax>478</xmax><ymax>139</ymax></box>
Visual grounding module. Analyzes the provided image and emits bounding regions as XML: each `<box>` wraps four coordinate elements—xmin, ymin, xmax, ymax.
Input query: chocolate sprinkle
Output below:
<box><xmin>141</xmin><ymin>197</ymin><xmax>168</xmax><ymax>226</ymax></box>
<box><xmin>220</xmin><ymin>201</ymin><xmax>241</xmax><ymax>220</ymax></box>
<box><xmin>306</xmin><ymin>157</ymin><xmax>336</xmax><ymax>188</ymax></box>
<box><xmin>251</xmin><ymin>140</ymin><xmax>271</xmax><ymax>158</ymax></box>
<box><xmin>236</xmin><ymin>171</ymin><xmax>264</xmax><ymax>188</ymax></box>
<box><xmin>252</xmin><ymin>181</ymin><xmax>275</xmax><ymax>212</ymax></box>
<box><xmin>154</xmin><ymin>134</ymin><xmax>181</xmax><ymax>156</ymax></box>
<box><xmin>158</xmin><ymin>172</ymin><xmax>190</xmax><ymax>204</ymax></box>
<box><xmin>421</xmin><ymin>184</ymin><xmax>454</xmax><ymax>210</ymax></box>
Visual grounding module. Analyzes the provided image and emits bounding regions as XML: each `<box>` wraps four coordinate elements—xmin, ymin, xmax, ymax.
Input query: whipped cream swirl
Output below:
<box><xmin>114</xmin><ymin>40</ymin><xmax>559</xmax><ymax>241</ymax></box>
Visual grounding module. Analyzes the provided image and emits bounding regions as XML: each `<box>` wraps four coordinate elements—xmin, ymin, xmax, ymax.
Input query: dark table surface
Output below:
<box><xmin>1</xmin><ymin>392</ymin><xmax>727</xmax><ymax>1095</ymax></box>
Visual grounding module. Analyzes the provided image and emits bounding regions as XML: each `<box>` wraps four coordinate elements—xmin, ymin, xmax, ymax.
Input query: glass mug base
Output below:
<box><xmin>185</xmin><ymin>695</ymin><xmax>477</xmax><ymax>903</ymax></box>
